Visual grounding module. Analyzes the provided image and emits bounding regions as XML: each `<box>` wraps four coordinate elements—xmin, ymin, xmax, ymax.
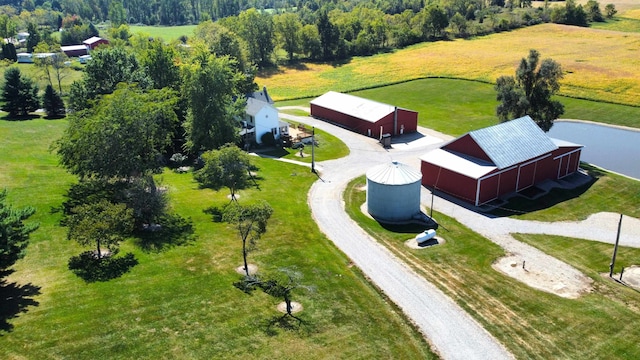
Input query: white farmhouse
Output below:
<box><xmin>242</xmin><ymin>87</ymin><xmax>288</xmax><ymax>145</ymax></box>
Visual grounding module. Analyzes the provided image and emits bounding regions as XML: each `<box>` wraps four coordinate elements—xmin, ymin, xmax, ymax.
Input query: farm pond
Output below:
<box><xmin>548</xmin><ymin>121</ymin><xmax>640</xmax><ymax>180</ymax></box>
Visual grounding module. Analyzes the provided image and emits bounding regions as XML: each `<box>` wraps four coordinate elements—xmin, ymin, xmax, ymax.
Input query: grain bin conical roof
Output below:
<box><xmin>366</xmin><ymin>161</ymin><xmax>422</xmax><ymax>185</ymax></box>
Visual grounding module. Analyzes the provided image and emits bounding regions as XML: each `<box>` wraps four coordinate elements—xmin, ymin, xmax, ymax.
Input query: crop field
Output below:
<box><xmin>258</xmin><ymin>23</ymin><xmax>640</xmax><ymax>107</ymax></box>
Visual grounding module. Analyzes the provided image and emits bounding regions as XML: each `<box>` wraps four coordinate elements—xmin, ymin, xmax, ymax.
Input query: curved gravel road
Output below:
<box><xmin>278</xmin><ymin>107</ymin><xmax>640</xmax><ymax>358</ymax></box>
<box><xmin>281</xmin><ymin>111</ymin><xmax>514</xmax><ymax>359</ymax></box>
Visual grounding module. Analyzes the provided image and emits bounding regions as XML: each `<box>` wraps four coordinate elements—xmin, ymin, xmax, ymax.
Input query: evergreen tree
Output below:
<box><xmin>1</xmin><ymin>67</ymin><xmax>40</xmax><ymax>118</ymax></box>
<box><xmin>26</xmin><ymin>22</ymin><xmax>40</xmax><ymax>53</ymax></box>
<box><xmin>0</xmin><ymin>189</ymin><xmax>38</xmax><ymax>274</ymax></box>
<box><xmin>2</xmin><ymin>43</ymin><xmax>17</xmax><ymax>62</ymax></box>
<box><xmin>43</xmin><ymin>84</ymin><xmax>66</xmax><ymax>118</ymax></box>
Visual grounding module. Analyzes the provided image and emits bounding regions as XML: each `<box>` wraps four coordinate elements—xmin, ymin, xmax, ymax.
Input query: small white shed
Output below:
<box><xmin>366</xmin><ymin>161</ymin><xmax>422</xmax><ymax>222</ymax></box>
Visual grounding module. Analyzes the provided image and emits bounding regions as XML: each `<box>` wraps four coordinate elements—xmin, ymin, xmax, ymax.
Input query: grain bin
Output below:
<box><xmin>366</xmin><ymin>161</ymin><xmax>422</xmax><ymax>222</ymax></box>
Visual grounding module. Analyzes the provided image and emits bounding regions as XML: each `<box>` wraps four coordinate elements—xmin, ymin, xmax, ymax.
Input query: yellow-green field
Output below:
<box><xmin>258</xmin><ymin>23</ymin><xmax>640</xmax><ymax>106</ymax></box>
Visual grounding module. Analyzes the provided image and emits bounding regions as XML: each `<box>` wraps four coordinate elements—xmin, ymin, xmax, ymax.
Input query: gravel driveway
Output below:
<box><xmin>278</xmin><ymin>108</ymin><xmax>640</xmax><ymax>358</ymax></box>
<box><xmin>280</xmin><ymin>110</ymin><xmax>514</xmax><ymax>359</ymax></box>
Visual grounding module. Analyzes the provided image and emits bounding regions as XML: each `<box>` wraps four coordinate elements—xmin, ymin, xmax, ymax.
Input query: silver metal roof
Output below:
<box><xmin>420</xmin><ymin>149</ymin><xmax>497</xmax><ymax>179</ymax></box>
<box><xmin>366</xmin><ymin>161</ymin><xmax>422</xmax><ymax>185</ymax></box>
<box><xmin>310</xmin><ymin>91</ymin><xmax>396</xmax><ymax>123</ymax></box>
<box><xmin>467</xmin><ymin>116</ymin><xmax>558</xmax><ymax>169</ymax></box>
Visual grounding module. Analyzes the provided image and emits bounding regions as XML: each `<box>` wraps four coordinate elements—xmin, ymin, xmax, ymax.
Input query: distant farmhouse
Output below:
<box><xmin>310</xmin><ymin>91</ymin><xmax>418</xmax><ymax>139</ymax></box>
<box><xmin>242</xmin><ymin>87</ymin><xmax>289</xmax><ymax>145</ymax></box>
<box><xmin>420</xmin><ymin>116</ymin><xmax>583</xmax><ymax>206</ymax></box>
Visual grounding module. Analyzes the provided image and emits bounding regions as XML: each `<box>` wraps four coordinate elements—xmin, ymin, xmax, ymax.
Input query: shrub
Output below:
<box><xmin>261</xmin><ymin>131</ymin><xmax>275</xmax><ymax>146</ymax></box>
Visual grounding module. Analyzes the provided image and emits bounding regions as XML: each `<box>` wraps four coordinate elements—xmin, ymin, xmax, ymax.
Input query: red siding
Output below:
<box><xmin>517</xmin><ymin>162</ymin><xmax>536</xmax><ymax>191</ymax></box>
<box><xmin>397</xmin><ymin>109</ymin><xmax>418</xmax><ymax>134</ymax></box>
<box><xmin>421</xmin><ymin>144</ymin><xmax>582</xmax><ymax>206</ymax></box>
<box><xmin>498</xmin><ymin>168</ymin><xmax>518</xmax><ymax>195</ymax></box>
<box><xmin>421</xmin><ymin>163</ymin><xmax>477</xmax><ymax>204</ymax></box>
<box><xmin>478</xmin><ymin>175</ymin><xmax>499</xmax><ymax>204</ymax></box>
<box><xmin>310</xmin><ymin>103</ymin><xmax>418</xmax><ymax>138</ymax></box>
<box><xmin>443</xmin><ymin>135</ymin><xmax>491</xmax><ymax>162</ymax></box>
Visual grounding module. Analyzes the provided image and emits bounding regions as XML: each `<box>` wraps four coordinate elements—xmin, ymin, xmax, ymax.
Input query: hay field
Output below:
<box><xmin>258</xmin><ymin>23</ymin><xmax>640</xmax><ymax>106</ymax></box>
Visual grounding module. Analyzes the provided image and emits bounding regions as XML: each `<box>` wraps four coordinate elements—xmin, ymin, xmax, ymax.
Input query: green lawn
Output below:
<box><xmin>277</xmin><ymin>78</ymin><xmax>640</xmax><ymax>136</ymax></box>
<box><xmin>129</xmin><ymin>25</ymin><xmax>197</xmax><ymax>42</ymax></box>
<box><xmin>491</xmin><ymin>164</ymin><xmax>640</xmax><ymax>221</ymax></box>
<box><xmin>0</xmin><ymin>120</ymin><xmax>434</xmax><ymax>359</ymax></box>
<box><xmin>590</xmin><ymin>17</ymin><xmax>640</xmax><ymax>32</ymax></box>
<box><xmin>0</xmin><ymin>63</ymin><xmax>84</xmax><ymax>98</ymax></box>
<box><xmin>258</xmin><ymin>124</ymin><xmax>350</xmax><ymax>163</ymax></box>
<box><xmin>345</xmin><ymin>176</ymin><xmax>640</xmax><ymax>359</ymax></box>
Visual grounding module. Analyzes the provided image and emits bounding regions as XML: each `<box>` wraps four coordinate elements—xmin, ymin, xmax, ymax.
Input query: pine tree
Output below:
<box><xmin>0</xmin><ymin>189</ymin><xmax>38</xmax><ymax>273</ymax></box>
<box><xmin>1</xmin><ymin>67</ymin><xmax>40</xmax><ymax>118</ymax></box>
<box><xmin>43</xmin><ymin>84</ymin><xmax>66</xmax><ymax>118</ymax></box>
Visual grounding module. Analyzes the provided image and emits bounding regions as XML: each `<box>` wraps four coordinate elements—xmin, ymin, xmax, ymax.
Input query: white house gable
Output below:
<box><xmin>245</xmin><ymin>97</ymin><xmax>281</xmax><ymax>144</ymax></box>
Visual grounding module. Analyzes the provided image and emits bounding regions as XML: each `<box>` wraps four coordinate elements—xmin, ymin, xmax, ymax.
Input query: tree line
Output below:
<box><xmin>0</xmin><ymin>0</ymin><xmax>618</xmax><ymax>66</ymax></box>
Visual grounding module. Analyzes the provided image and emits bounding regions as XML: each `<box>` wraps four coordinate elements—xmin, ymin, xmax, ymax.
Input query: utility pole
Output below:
<box><xmin>311</xmin><ymin>126</ymin><xmax>315</xmax><ymax>173</ymax></box>
<box><xmin>609</xmin><ymin>214</ymin><xmax>623</xmax><ymax>277</ymax></box>
<box><xmin>430</xmin><ymin>191</ymin><xmax>434</xmax><ymax>218</ymax></box>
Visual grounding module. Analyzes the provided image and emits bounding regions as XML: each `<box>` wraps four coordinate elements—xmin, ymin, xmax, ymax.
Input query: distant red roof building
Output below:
<box><xmin>60</xmin><ymin>44</ymin><xmax>88</xmax><ymax>57</ymax></box>
<box><xmin>83</xmin><ymin>36</ymin><xmax>109</xmax><ymax>50</ymax></box>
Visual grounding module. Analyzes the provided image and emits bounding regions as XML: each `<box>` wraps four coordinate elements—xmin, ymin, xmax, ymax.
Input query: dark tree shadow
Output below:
<box><xmin>263</xmin><ymin>313</ymin><xmax>306</xmax><ymax>336</ymax></box>
<box><xmin>1</xmin><ymin>114</ymin><xmax>40</xmax><ymax>121</ymax></box>
<box><xmin>133</xmin><ymin>214</ymin><xmax>196</xmax><ymax>253</ymax></box>
<box><xmin>68</xmin><ymin>252</ymin><xmax>138</xmax><ymax>282</ymax></box>
<box><xmin>489</xmin><ymin>167</ymin><xmax>601</xmax><ymax>217</ymax></box>
<box><xmin>0</xmin><ymin>271</ymin><xmax>41</xmax><ymax>333</ymax></box>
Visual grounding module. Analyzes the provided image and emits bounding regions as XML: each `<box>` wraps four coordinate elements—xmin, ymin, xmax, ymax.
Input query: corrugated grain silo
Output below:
<box><xmin>366</xmin><ymin>161</ymin><xmax>422</xmax><ymax>222</ymax></box>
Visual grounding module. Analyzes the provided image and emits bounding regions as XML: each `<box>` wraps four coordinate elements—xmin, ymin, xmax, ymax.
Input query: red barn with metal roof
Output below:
<box><xmin>420</xmin><ymin>116</ymin><xmax>583</xmax><ymax>206</ymax></box>
<box><xmin>310</xmin><ymin>91</ymin><xmax>418</xmax><ymax>138</ymax></box>
<box><xmin>83</xmin><ymin>36</ymin><xmax>109</xmax><ymax>50</ymax></box>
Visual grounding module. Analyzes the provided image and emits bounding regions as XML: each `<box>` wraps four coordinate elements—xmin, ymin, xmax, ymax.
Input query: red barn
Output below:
<box><xmin>83</xmin><ymin>36</ymin><xmax>109</xmax><ymax>50</ymax></box>
<box><xmin>420</xmin><ymin>116</ymin><xmax>583</xmax><ymax>206</ymax></box>
<box><xmin>310</xmin><ymin>91</ymin><xmax>418</xmax><ymax>138</ymax></box>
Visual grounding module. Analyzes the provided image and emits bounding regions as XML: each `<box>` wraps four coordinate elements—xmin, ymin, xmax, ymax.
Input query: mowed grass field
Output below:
<box><xmin>277</xmin><ymin>78</ymin><xmax>640</xmax><ymax>135</ymax></box>
<box><xmin>259</xmin><ymin>23</ymin><xmax>640</xmax><ymax>107</ymax></box>
<box><xmin>0</xmin><ymin>120</ymin><xmax>434</xmax><ymax>359</ymax></box>
<box><xmin>129</xmin><ymin>25</ymin><xmax>197</xmax><ymax>42</ymax></box>
<box><xmin>344</xmin><ymin>176</ymin><xmax>640</xmax><ymax>359</ymax></box>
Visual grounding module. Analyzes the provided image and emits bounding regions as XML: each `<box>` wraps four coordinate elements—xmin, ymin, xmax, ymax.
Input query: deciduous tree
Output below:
<box><xmin>194</xmin><ymin>143</ymin><xmax>251</xmax><ymax>201</ymax></box>
<box><xmin>140</xmin><ymin>39</ymin><xmax>181</xmax><ymax>90</ymax></box>
<box><xmin>274</xmin><ymin>12</ymin><xmax>302</xmax><ymax>61</ymax></box>
<box><xmin>236</xmin><ymin>8</ymin><xmax>275</xmax><ymax>66</ymax></box>
<box><xmin>605</xmin><ymin>4</ymin><xmax>617</xmax><ymax>19</ymax></box>
<box><xmin>222</xmin><ymin>201</ymin><xmax>273</xmax><ymax>277</ymax></box>
<box><xmin>495</xmin><ymin>49</ymin><xmax>564</xmax><ymax>132</ymax></box>
<box><xmin>182</xmin><ymin>49</ymin><xmax>245</xmax><ymax>153</ymax></box>
<box><xmin>67</xmin><ymin>200</ymin><xmax>134</xmax><ymax>259</ymax></box>
<box><xmin>56</xmin><ymin>85</ymin><xmax>178</xmax><ymax>179</ymax></box>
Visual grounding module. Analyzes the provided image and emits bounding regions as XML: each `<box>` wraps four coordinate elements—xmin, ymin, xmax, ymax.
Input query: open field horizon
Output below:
<box><xmin>257</xmin><ymin>23</ymin><xmax>640</xmax><ymax>107</ymax></box>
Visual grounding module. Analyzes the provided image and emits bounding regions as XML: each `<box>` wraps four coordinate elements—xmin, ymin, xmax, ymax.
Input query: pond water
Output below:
<box><xmin>548</xmin><ymin>121</ymin><xmax>640</xmax><ymax>180</ymax></box>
